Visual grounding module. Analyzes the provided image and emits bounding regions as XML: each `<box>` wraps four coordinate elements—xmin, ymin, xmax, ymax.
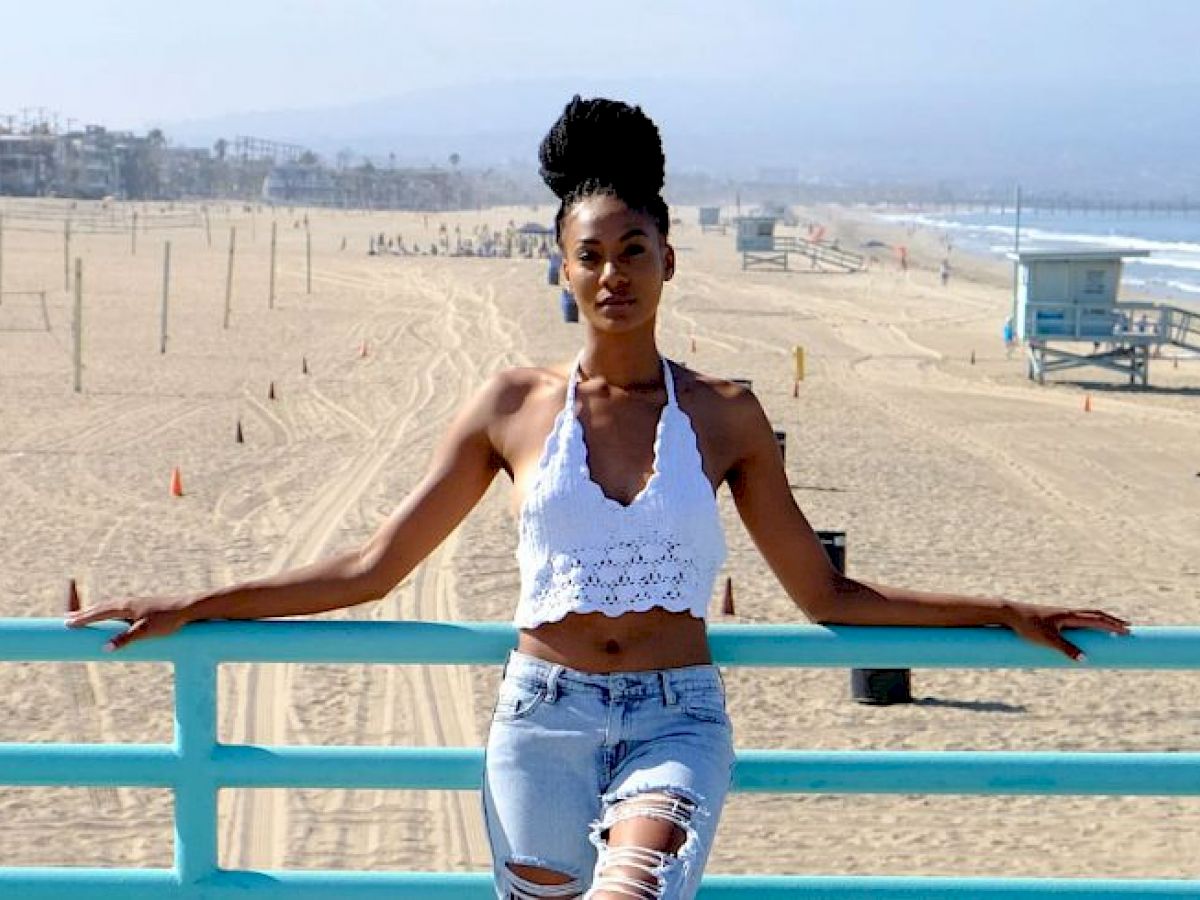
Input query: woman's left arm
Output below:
<box><xmin>723</xmin><ymin>393</ymin><xmax>1129</xmax><ymax>660</ymax></box>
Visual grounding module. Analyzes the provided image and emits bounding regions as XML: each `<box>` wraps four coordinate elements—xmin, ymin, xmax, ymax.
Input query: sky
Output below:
<box><xmin>3</xmin><ymin>0</ymin><xmax>1198</xmax><ymax>131</ymax></box>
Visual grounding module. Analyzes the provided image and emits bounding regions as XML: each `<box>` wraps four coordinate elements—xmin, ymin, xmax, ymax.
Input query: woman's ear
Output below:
<box><xmin>663</xmin><ymin>244</ymin><xmax>676</xmax><ymax>282</ymax></box>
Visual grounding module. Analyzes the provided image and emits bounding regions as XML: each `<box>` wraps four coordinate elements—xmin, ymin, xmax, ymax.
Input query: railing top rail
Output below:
<box><xmin>2</xmin><ymin>620</ymin><xmax>1193</xmax><ymax>668</ymax></box>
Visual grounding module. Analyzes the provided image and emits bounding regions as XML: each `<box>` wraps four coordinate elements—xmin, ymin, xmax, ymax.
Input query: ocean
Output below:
<box><xmin>877</xmin><ymin>209</ymin><xmax>1200</xmax><ymax>307</ymax></box>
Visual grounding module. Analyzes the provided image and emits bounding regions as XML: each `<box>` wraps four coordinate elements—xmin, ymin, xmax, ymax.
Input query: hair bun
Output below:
<box><xmin>538</xmin><ymin>95</ymin><xmax>665</xmax><ymax>200</ymax></box>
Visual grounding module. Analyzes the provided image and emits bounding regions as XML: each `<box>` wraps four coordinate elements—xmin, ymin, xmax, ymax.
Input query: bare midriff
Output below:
<box><xmin>517</xmin><ymin>607</ymin><xmax>712</xmax><ymax>673</ymax></box>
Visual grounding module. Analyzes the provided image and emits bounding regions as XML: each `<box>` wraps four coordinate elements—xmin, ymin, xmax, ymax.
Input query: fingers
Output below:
<box><xmin>1082</xmin><ymin>611</ymin><xmax>1132</xmax><ymax>633</ymax></box>
<box><xmin>1041</xmin><ymin>610</ymin><xmax>1134</xmax><ymax>661</ymax></box>
<box><xmin>1054</xmin><ymin>610</ymin><xmax>1132</xmax><ymax>634</ymax></box>
<box><xmin>65</xmin><ymin>604</ymin><xmax>129</xmax><ymax>628</ymax></box>
<box><xmin>1022</xmin><ymin>619</ymin><xmax>1084</xmax><ymax>662</ymax></box>
<box><xmin>105</xmin><ymin>618</ymin><xmax>152</xmax><ymax>653</ymax></box>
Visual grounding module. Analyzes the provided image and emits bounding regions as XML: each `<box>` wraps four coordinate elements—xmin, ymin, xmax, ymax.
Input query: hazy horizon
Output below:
<box><xmin>4</xmin><ymin>1</ymin><xmax>1200</xmax><ymax>192</ymax></box>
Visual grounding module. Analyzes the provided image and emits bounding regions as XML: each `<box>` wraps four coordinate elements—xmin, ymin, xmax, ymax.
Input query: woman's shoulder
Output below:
<box><xmin>669</xmin><ymin>360</ymin><xmax>761</xmax><ymax>421</ymax></box>
<box><xmin>476</xmin><ymin>364</ymin><xmax>571</xmax><ymax>417</ymax></box>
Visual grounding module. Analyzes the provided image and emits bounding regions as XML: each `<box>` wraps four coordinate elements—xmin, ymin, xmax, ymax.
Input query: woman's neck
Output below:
<box><xmin>577</xmin><ymin>333</ymin><xmax>663</xmax><ymax>391</ymax></box>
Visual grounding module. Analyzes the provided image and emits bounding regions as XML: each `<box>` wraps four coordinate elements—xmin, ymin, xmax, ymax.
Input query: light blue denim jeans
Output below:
<box><xmin>482</xmin><ymin>651</ymin><xmax>735</xmax><ymax>899</ymax></box>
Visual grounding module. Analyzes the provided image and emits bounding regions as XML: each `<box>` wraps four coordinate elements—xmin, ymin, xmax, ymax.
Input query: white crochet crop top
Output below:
<box><xmin>514</xmin><ymin>355</ymin><xmax>727</xmax><ymax>628</ymax></box>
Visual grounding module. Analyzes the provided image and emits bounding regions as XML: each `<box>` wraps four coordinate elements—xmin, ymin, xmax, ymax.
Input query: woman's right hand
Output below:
<box><xmin>65</xmin><ymin>595</ymin><xmax>196</xmax><ymax>652</ymax></box>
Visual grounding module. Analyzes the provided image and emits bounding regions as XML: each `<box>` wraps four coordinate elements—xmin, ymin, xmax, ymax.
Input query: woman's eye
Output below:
<box><xmin>623</xmin><ymin>244</ymin><xmax>645</xmax><ymax>257</ymax></box>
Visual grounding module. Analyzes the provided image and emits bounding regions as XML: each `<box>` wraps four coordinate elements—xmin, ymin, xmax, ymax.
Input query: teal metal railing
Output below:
<box><xmin>1</xmin><ymin>619</ymin><xmax>1198</xmax><ymax>898</ymax></box>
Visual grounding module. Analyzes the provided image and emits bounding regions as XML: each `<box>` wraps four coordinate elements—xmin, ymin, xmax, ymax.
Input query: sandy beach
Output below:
<box><xmin>0</xmin><ymin>199</ymin><xmax>1197</xmax><ymax>878</ymax></box>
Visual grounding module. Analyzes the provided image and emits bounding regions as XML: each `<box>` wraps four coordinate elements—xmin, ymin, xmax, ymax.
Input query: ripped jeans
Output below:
<box><xmin>482</xmin><ymin>651</ymin><xmax>735</xmax><ymax>899</ymax></box>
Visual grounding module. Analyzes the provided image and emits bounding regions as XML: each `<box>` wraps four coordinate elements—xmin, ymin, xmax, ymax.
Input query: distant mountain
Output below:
<box><xmin>161</xmin><ymin>77</ymin><xmax>1200</xmax><ymax>196</ymax></box>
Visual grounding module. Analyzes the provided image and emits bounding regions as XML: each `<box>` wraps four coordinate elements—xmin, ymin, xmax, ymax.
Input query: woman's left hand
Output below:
<box><xmin>1002</xmin><ymin>601</ymin><xmax>1131</xmax><ymax>661</ymax></box>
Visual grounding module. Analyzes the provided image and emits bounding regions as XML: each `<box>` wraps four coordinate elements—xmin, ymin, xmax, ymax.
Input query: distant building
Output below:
<box><xmin>0</xmin><ymin>134</ymin><xmax>56</xmax><ymax>195</ymax></box>
<box><xmin>57</xmin><ymin>127</ymin><xmax>123</xmax><ymax>198</ymax></box>
<box><xmin>263</xmin><ymin>163</ymin><xmax>339</xmax><ymax>205</ymax></box>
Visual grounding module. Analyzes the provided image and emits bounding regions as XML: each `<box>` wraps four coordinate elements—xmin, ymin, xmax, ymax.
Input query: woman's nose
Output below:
<box><xmin>600</xmin><ymin>260</ymin><xmax>626</xmax><ymax>288</ymax></box>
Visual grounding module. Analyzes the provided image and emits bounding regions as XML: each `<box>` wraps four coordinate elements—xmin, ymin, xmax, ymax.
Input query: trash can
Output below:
<box><xmin>773</xmin><ymin>430</ymin><xmax>787</xmax><ymax>464</ymax></box>
<box><xmin>560</xmin><ymin>288</ymin><xmax>578</xmax><ymax>323</ymax></box>
<box><xmin>814</xmin><ymin>530</ymin><xmax>913</xmax><ymax>706</ymax></box>
<box><xmin>548</xmin><ymin>253</ymin><xmax>562</xmax><ymax>286</ymax></box>
<box><xmin>850</xmin><ymin>667</ymin><xmax>912</xmax><ymax>706</ymax></box>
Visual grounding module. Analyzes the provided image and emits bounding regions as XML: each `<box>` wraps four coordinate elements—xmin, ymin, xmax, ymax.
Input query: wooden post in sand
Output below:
<box><xmin>72</xmin><ymin>258</ymin><xmax>83</xmax><ymax>393</ymax></box>
<box><xmin>305</xmin><ymin>223</ymin><xmax>312</xmax><ymax>295</ymax></box>
<box><xmin>131</xmin><ymin>211</ymin><xmax>138</xmax><ymax>256</ymax></box>
<box><xmin>204</xmin><ymin>207</ymin><xmax>212</xmax><ymax>248</ymax></box>
<box><xmin>63</xmin><ymin>219</ymin><xmax>72</xmax><ymax>291</ymax></box>
<box><xmin>222</xmin><ymin>226</ymin><xmax>237</xmax><ymax>329</ymax></box>
<box><xmin>268</xmin><ymin>220</ymin><xmax>277</xmax><ymax>310</ymax></box>
<box><xmin>159</xmin><ymin>241</ymin><xmax>171</xmax><ymax>353</ymax></box>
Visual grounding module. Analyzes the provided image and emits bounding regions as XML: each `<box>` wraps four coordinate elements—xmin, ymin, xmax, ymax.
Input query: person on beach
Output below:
<box><xmin>67</xmin><ymin>96</ymin><xmax>1129</xmax><ymax>900</ymax></box>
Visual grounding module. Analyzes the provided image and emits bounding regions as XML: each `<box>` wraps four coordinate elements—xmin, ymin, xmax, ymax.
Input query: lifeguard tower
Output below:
<box><xmin>736</xmin><ymin>216</ymin><xmax>787</xmax><ymax>271</ymax></box>
<box><xmin>1013</xmin><ymin>248</ymin><xmax>1200</xmax><ymax>386</ymax></box>
<box><xmin>736</xmin><ymin>216</ymin><xmax>866</xmax><ymax>273</ymax></box>
<box><xmin>699</xmin><ymin>206</ymin><xmax>724</xmax><ymax>234</ymax></box>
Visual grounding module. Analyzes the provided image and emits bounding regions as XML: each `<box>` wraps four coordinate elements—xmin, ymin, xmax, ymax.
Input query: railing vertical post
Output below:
<box><xmin>173</xmin><ymin>656</ymin><xmax>218</xmax><ymax>892</ymax></box>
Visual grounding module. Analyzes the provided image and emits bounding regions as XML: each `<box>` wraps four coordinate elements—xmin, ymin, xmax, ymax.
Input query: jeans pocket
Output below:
<box><xmin>680</xmin><ymin>688</ymin><xmax>731</xmax><ymax>726</ymax></box>
<box><xmin>493</xmin><ymin>678</ymin><xmax>547</xmax><ymax>722</ymax></box>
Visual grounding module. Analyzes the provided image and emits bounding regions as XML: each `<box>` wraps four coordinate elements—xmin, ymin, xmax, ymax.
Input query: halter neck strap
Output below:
<box><xmin>565</xmin><ymin>355</ymin><xmax>676</xmax><ymax>410</ymax></box>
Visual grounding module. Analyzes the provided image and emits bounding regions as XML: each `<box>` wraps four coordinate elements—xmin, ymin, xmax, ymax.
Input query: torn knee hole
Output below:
<box><xmin>503</xmin><ymin>861</ymin><xmax>582</xmax><ymax>899</ymax></box>
<box><xmin>591</xmin><ymin>846</ymin><xmax>672</xmax><ymax>899</ymax></box>
<box><xmin>600</xmin><ymin>793</ymin><xmax>697</xmax><ymax>848</ymax></box>
<box><xmin>590</xmin><ymin>793</ymin><xmax>700</xmax><ymax>898</ymax></box>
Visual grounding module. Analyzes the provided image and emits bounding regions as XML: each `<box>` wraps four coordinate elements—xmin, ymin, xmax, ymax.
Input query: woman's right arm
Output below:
<box><xmin>67</xmin><ymin>372</ymin><xmax>514</xmax><ymax>650</ymax></box>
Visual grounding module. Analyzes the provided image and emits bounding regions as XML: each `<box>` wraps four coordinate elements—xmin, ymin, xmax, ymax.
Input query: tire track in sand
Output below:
<box><xmin>223</xmin><ymin>305</ymin><xmax>446</xmax><ymax>871</ymax></box>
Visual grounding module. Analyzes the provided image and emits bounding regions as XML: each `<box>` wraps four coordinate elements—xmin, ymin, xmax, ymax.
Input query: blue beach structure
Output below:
<box><xmin>1</xmin><ymin>618</ymin><xmax>1198</xmax><ymax>898</ymax></box>
<box><xmin>1011</xmin><ymin>248</ymin><xmax>1200</xmax><ymax>385</ymax></box>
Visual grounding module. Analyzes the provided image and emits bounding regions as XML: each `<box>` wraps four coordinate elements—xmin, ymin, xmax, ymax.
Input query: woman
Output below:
<box><xmin>67</xmin><ymin>97</ymin><xmax>1129</xmax><ymax>899</ymax></box>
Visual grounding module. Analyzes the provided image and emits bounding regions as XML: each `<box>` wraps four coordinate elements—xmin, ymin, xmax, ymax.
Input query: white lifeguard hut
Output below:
<box><xmin>735</xmin><ymin>215</ymin><xmax>866</xmax><ymax>274</ymax></box>
<box><xmin>698</xmin><ymin>206</ymin><xmax>723</xmax><ymax>234</ymax></box>
<box><xmin>736</xmin><ymin>216</ymin><xmax>787</xmax><ymax>271</ymax></box>
<box><xmin>1013</xmin><ymin>248</ymin><xmax>1200</xmax><ymax>386</ymax></box>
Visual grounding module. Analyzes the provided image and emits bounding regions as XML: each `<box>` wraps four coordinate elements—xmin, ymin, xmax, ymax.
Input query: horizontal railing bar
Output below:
<box><xmin>213</xmin><ymin>744</ymin><xmax>482</xmax><ymax>790</ymax></box>
<box><xmin>1</xmin><ymin>869</ymin><xmax>1195</xmax><ymax>899</ymax></box>
<box><xmin>4</xmin><ymin>620</ymin><xmax>1196</xmax><ymax>668</ymax></box>
<box><xmin>0</xmin><ymin>869</ymin><xmax>178</xmax><ymax>899</ymax></box>
<box><xmin>731</xmin><ymin>749</ymin><xmax>1200</xmax><ymax>796</ymax></box>
<box><xmin>0</xmin><ymin>744</ymin><xmax>177</xmax><ymax>786</ymax></box>
<box><xmin>206</xmin><ymin>747</ymin><xmax>1200</xmax><ymax>796</ymax></box>
<box><xmin>6</xmin><ymin>744</ymin><xmax>1197</xmax><ymax>796</ymax></box>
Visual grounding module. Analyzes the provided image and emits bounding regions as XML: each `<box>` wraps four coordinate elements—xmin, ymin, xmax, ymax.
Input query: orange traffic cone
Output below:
<box><xmin>1083</xmin><ymin>395</ymin><xmax>1092</xmax><ymax>413</ymax></box>
<box><xmin>721</xmin><ymin>577</ymin><xmax>735</xmax><ymax>616</ymax></box>
<box><xmin>170</xmin><ymin>467</ymin><xmax>184</xmax><ymax>497</ymax></box>
<box><xmin>268</xmin><ymin>381</ymin><xmax>276</xmax><ymax>401</ymax></box>
<box><xmin>66</xmin><ymin>578</ymin><xmax>81</xmax><ymax>614</ymax></box>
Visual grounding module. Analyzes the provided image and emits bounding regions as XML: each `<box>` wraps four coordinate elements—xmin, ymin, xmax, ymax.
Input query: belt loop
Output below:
<box><xmin>660</xmin><ymin>671</ymin><xmax>677</xmax><ymax>706</ymax></box>
<box><xmin>545</xmin><ymin>664</ymin><xmax>562</xmax><ymax>703</ymax></box>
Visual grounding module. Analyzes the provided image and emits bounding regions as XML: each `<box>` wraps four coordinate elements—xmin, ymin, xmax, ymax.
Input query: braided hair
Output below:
<box><xmin>538</xmin><ymin>96</ymin><xmax>670</xmax><ymax>243</ymax></box>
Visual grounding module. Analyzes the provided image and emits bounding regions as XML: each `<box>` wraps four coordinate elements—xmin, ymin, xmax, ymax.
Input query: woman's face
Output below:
<box><xmin>559</xmin><ymin>194</ymin><xmax>674</xmax><ymax>334</ymax></box>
